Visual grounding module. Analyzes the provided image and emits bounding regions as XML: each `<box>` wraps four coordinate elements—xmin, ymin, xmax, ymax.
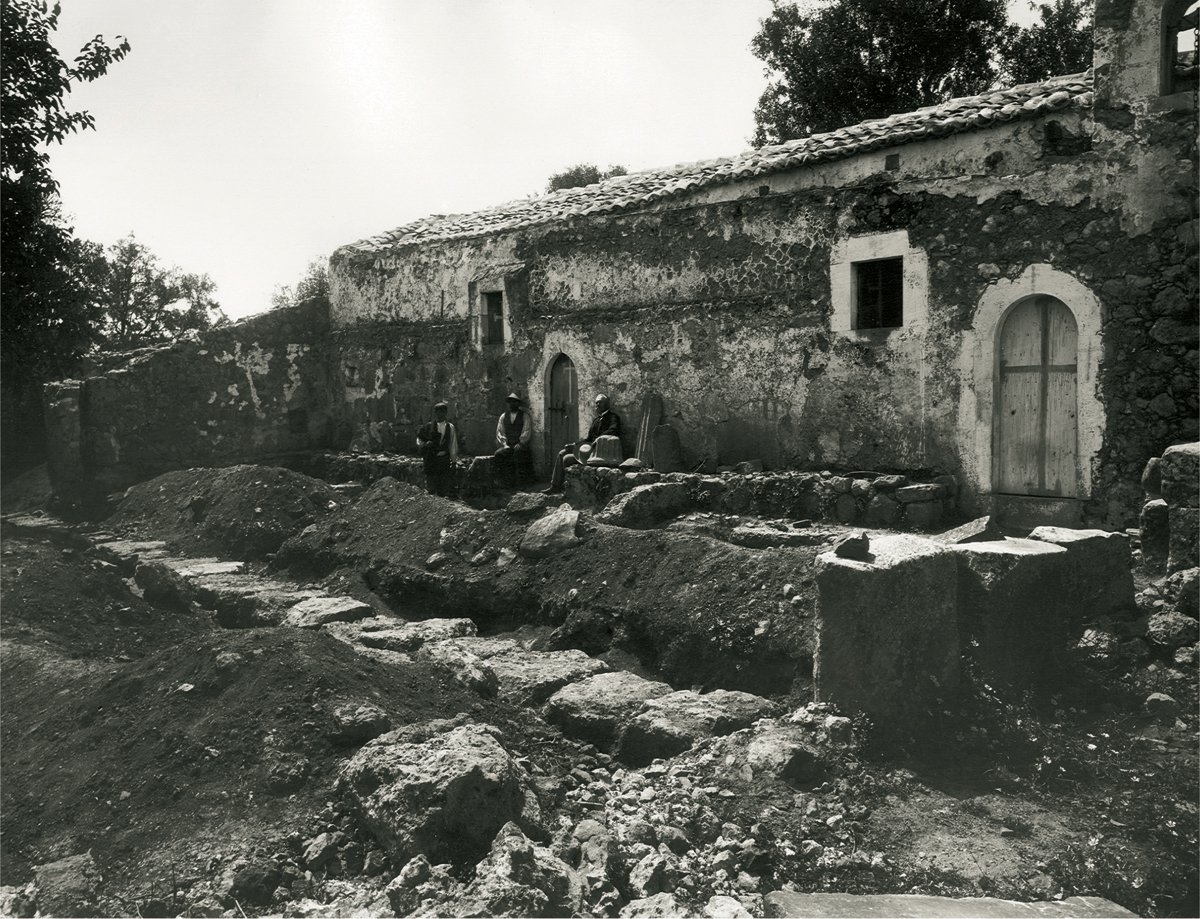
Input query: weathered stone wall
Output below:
<box><xmin>331</xmin><ymin>98</ymin><xmax>1196</xmax><ymax>525</ymax></box>
<box><xmin>44</xmin><ymin>301</ymin><xmax>336</xmax><ymax>499</ymax></box>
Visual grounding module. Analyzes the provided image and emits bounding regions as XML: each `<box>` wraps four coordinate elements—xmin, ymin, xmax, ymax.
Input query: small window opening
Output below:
<box><xmin>1165</xmin><ymin>1</ymin><xmax>1199</xmax><ymax>94</ymax></box>
<box><xmin>884</xmin><ymin>153</ymin><xmax>900</xmax><ymax>171</ymax></box>
<box><xmin>854</xmin><ymin>257</ymin><xmax>904</xmax><ymax>329</ymax></box>
<box><xmin>483</xmin><ymin>291</ymin><xmax>504</xmax><ymax>345</ymax></box>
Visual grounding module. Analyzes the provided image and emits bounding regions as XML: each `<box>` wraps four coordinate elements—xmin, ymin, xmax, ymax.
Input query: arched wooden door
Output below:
<box><xmin>546</xmin><ymin>354</ymin><xmax>578</xmax><ymax>456</ymax></box>
<box><xmin>995</xmin><ymin>296</ymin><xmax>1078</xmax><ymax>496</ymax></box>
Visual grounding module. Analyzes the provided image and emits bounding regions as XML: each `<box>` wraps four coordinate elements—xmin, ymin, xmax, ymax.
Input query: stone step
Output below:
<box><xmin>91</xmin><ymin>539</ymin><xmax>171</xmax><ymax>574</ymax></box>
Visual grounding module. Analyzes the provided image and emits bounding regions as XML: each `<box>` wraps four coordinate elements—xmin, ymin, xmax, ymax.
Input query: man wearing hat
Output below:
<box><xmin>416</xmin><ymin>401</ymin><xmax>460</xmax><ymax>497</ymax></box>
<box><xmin>543</xmin><ymin>393</ymin><xmax>621</xmax><ymax>494</ymax></box>
<box><xmin>494</xmin><ymin>392</ymin><xmax>533</xmax><ymax>487</ymax></box>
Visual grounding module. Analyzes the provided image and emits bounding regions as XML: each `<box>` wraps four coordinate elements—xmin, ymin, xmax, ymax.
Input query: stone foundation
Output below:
<box><xmin>566</xmin><ymin>465</ymin><xmax>957</xmax><ymax>531</ymax></box>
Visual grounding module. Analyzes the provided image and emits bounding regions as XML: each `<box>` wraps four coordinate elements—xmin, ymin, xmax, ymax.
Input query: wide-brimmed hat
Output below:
<box><xmin>433</xmin><ymin>401</ymin><xmax>448</xmax><ymax>411</ymax></box>
<box><xmin>506</xmin><ymin>392</ymin><xmax>523</xmax><ymax>404</ymax></box>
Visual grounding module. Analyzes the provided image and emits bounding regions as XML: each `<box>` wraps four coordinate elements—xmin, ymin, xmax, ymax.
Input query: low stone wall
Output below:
<box><xmin>565</xmin><ymin>465</ymin><xmax>958</xmax><ymax>531</ymax></box>
<box><xmin>43</xmin><ymin>301</ymin><xmax>335</xmax><ymax>506</ymax></box>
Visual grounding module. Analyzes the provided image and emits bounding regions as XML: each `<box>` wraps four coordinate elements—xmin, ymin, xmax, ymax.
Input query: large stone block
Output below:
<box><xmin>338</xmin><ymin>723</ymin><xmax>531</xmax><ymax>864</ymax></box>
<box><xmin>1168</xmin><ymin>505</ymin><xmax>1199</xmax><ymax>573</ymax></box>
<box><xmin>1160</xmin><ymin>443</ymin><xmax>1199</xmax><ymax>509</ymax></box>
<box><xmin>1139</xmin><ymin>498</ymin><xmax>1169</xmax><ymax>570</ymax></box>
<box><xmin>814</xmin><ymin>534</ymin><xmax>959</xmax><ymax>724</ymax></box>
<box><xmin>595</xmin><ymin>482</ymin><xmax>691</xmax><ymax>529</ymax></box>
<box><xmin>763</xmin><ymin>891</ymin><xmax>1135</xmax><ymax>918</ymax></box>
<box><xmin>1027</xmin><ymin>526</ymin><xmax>1134</xmax><ymax>621</ymax></box>
<box><xmin>947</xmin><ymin>538</ymin><xmax>1072</xmax><ymax>690</ymax></box>
<box><xmin>544</xmin><ymin>671</ymin><xmax>674</xmax><ymax>750</ymax></box>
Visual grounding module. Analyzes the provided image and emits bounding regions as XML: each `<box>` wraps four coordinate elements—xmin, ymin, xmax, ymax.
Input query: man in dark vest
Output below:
<box><xmin>416</xmin><ymin>401</ymin><xmax>460</xmax><ymax>497</ymax></box>
<box><xmin>544</xmin><ymin>393</ymin><xmax>621</xmax><ymax>494</ymax></box>
<box><xmin>494</xmin><ymin>392</ymin><xmax>533</xmax><ymax>487</ymax></box>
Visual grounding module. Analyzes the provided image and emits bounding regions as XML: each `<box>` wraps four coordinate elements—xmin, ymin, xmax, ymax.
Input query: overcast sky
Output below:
<box><xmin>49</xmin><ymin>1</ymin><xmax>1043</xmax><ymax>319</ymax></box>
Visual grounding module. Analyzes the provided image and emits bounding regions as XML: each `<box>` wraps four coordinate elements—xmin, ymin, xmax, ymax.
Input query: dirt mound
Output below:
<box><xmin>1</xmin><ymin>524</ymin><xmax>207</xmax><ymax>660</ymax></box>
<box><xmin>0</xmin><ymin>625</ymin><xmax>491</xmax><ymax>898</ymax></box>
<box><xmin>0</xmin><ymin>464</ymin><xmax>51</xmax><ymax>514</ymax></box>
<box><xmin>277</xmin><ymin>478</ymin><xmax>821</xmax><ymax>696</ymax></box>
<box><xmin>108</xmin><ymin>465</ymin><xmax>342</xmax><ymax>560</ymax></box>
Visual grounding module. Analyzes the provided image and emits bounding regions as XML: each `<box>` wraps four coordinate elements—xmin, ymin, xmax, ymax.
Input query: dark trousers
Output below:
<box><xmin>547</xmin><ymin>447</ymin><xmax>580</xmax><ymax>492</ymax></box>
<box><xmin>493</xmin><ymin>444</ymin><xmax>532</xmax><ymax>487</ymax></box>
<box><xmin>424</xmin><ymin>458</ymin><xmax>456</xmax><ymax>497</ymax></box>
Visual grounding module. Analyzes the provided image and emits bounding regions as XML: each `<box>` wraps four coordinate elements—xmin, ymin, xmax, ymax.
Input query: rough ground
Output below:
<box><xmin>1</xmin><ymin>464</ymin><xmax>1196</xmax><ymax>918</ymax></box>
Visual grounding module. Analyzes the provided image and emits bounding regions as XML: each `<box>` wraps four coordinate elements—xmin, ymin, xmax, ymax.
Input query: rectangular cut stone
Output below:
<box><xmin>895</xmin><ymin>483</ymin><xmax>947</xmax><ymax>503</ymax></box>
<box><xmin>946</xmin><ymin>538</ymin><xmax>1071</xmax><ymax>690</ymax></box>
<box><xmin>1027</xmin><ymin>526</ymin><xmax>1133</xmax><ymax>621</ymax></box>
<box><xmin>763</xmin><ymin>892</ymin><xmax>1136</xmax><ymax>918</ymax></box>
<box><xmin>814</xmin><ymin>534</ymin><xmax>959</xmax><ymax>726</ymax></box>
<box><xmin>1160</xmin><ymin>442</ymin><xmax>1199</xmax><ymax>509</ymax></box>
<box><xmin>285</xmin><ymin>595</ymin><xmax>372</xmax><ymax>629</ymax></box>
<box><xmin>1168</xmin><ymin>505</ymin><xmax>1198</xmax><ymax>573</ymax></box>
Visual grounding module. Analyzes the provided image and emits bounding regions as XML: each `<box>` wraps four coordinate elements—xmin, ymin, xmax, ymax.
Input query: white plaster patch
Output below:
<box><xmin>283</xmin><ymin>344</ymin><xmax>309</xmax><ymax>404</ymax></box>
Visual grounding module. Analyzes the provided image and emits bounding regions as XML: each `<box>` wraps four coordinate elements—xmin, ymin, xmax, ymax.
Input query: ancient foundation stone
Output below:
<box><xmin>615</xmin><ymin>690</ymin><xmax>779</xmax><ymax>766</ymax></box>
<box><xmin>762</xmin><ymin>892</ymin><xmax>1136</xmax><ymax>918</ymax></box>
<box><xmin>814</xmin><ymin>534</ymin><xmax>958</xmax><ymax>724</ymax></box>
<box><xmin>1028</xmin><ymin>526</ymin><xmax>1134</xmax><ymax>621</ymax></box>
<box><xmin>1160</xmin><ymin>443</ymin><xmax>1199</xmax><ymax>509</ymax></box>
<box><xmin>338</xmin><ymin>723</ymin><xmax>531</xmax><ymax>864</ymax></box>
<box><xmin>596</xmin><ymin>482</ymin><xmax>691</xmax><ymax>529</ymax></box>
<box><xmin>946</xmin><ymin>538</ymin><xmax>1071</xmax><ymax>690</ymax></box>
<box><xmin>1168</xmin><ymin>505</ymin><xmax>1199</xmax><ymax>573</ymax></box>
<box><xmin>1140</xmin><ymin>498</ymin><xmax>1170</xmax><ymax>569</ymax></box>
<box><xmin>544</xmin><ymin>671</ymin><xmax>674</xmax><ymax>749</ymax></box>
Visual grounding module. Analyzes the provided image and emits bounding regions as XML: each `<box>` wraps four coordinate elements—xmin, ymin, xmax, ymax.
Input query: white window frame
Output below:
<box><xmin>830</xmin><ymin>229</ymin><xmax>929</xmax><ymax>338</ymax></box>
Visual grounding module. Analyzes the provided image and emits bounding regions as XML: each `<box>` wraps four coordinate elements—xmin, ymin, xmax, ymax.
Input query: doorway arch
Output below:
<box><xmin>994</xmin><ymin>295</ymin><xmax>1079</xmax><ymax>497</ymax></box>
<box><xmin>956</xmin><ymin>264</ymin><xmax>1104</xmax><ymax>508</ymax></box>
<box><xmin>545</xmin><ymin>353</ymin><xmax>578</xmax><ymax>461</ymax></box>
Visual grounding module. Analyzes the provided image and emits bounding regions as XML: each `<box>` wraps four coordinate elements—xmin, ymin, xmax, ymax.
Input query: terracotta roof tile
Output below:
<box><xmin>340</xmin><ymin>71</ymin><xmax>1092</xmax><ymax>257</ymax></box>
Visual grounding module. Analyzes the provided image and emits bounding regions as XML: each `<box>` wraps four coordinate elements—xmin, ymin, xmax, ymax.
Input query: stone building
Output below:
<box><xmin>44</xmin><ymin>0</ymin><xmax>1198</xmax><ymax>528</ymax></box>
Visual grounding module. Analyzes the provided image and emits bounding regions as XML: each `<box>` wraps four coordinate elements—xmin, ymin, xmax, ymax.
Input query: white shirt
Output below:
<box><xmin>496</xmin><ymin>410</ymin><xmax>532</xmax><ymax>449</ymax></box>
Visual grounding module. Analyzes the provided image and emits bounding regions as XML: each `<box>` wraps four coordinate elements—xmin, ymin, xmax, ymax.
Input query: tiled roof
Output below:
<box><xmin>340</xmin><ymin>71</ymin><xmax>1092</xmax><ymax>257</ymax></box>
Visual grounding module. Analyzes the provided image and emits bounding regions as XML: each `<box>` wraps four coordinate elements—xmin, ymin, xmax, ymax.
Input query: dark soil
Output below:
<box><xmin>274</xmin><ymin>477</ymin><xmax>822</xmax><ymax>697</ymax></box>
<box><xmin>106</xmin><ymin>465</ymin><xmax>342</xmax><ymax>560</ymax></box>
<box><xmin>0</xmin><ymin>526</ymin><xmax>584</xmax><ymax>913</ymax></box>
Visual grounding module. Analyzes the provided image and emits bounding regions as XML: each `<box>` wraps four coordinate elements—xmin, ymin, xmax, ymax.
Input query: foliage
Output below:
<box><xmin>93</xmin><ymin>236</ymin><xmax>226</xmax><ymax>351</ymax></box>
<box><xmin>750</xmin><ymin>0</ymin><xmax>1010</xmax><ymax>145</ymax></box>
<box><xmin>1000</xmin><ymin>0</ymin><xmax>1094</xmax><ymax>85</ymax></box>
<box><xmin>749</xmin><ymin>0</ymin><xmax>1095</xmax><ymax>146</ymax></box>
<box><xmin>271</xmin><ymin>257</ymin><xmax>330</xmax><ymax>310</ymax></box>
<box><xmin>546</xmin><ymin>163</ymin><xmax>628</xmax><ymax>193</ymax></box>
<box><xmin>1</xmin><ymin>0</ymin><xmax>129</xmax><ymax>384</ymax></box>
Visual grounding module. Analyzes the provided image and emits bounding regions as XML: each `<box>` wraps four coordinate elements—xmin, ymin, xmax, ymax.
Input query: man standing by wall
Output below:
<box><xmin>494</xmin><ymin>392</ymin><xmax>533</xmax><ymax>487</ymax></box>
<box><xmin>416</xmin><ymin>401</ymin><xmax>459</xmax><ymax>497</ymax></box>
<box><xmin>544</xmin><ymin>393</ymin><xmax>621</xmax><ymax>494</ymax></box>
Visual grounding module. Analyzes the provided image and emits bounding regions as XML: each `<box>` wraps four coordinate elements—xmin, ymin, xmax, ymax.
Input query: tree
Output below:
<box><xmin>93</xmin><ymin>236</ymin><xmax>226</xmax><ymax>351</ymax></box>
<box><xmin>546</xmin><ymin>163</ymin><xmax>628</xmax><ymax>193</ymax></box>
<box><xmin>750</xmin><ymin>0</ymin><xmax>1010</xmax><ymax>145</ymax></box>
<box><xmin>1</xmin><ymin>0</ymin><xmax>129</xmax><ymax>472</ymax></box>
<box><xmin>271</xmin><ymin>257</ymin><xmax>330</xmax><ymax>310</ymax></box>
<box><xmin>1001</xmin><ymin>0</ymin><xmax>1093</xmax><ymax>85</ymax></box>
<box><xmin>2</xmin><ymin>0</ymin><xmax>130</xmax><ymax>378</ymax></box>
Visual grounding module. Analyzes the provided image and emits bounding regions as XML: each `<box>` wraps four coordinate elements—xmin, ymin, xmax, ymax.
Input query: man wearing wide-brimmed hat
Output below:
<box><xmin>494</xmin><ymin>392</ymin><xmax>533</xmax><ymax>487</ymax></box>
<box><xmin>416</xmin><ymin>400</ymin><xmax>460</xmax><ymax>497</ymax></box>
<box><xmin>544</xmin><ymin>393</ymin><xmax>621</xmax><ymax>494</ymax></box>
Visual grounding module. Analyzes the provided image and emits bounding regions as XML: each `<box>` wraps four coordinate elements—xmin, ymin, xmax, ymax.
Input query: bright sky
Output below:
<box><xmin>49</xmin><ymin>1</ymin><xmax>1044</xmax><ymax>319</ymax></box>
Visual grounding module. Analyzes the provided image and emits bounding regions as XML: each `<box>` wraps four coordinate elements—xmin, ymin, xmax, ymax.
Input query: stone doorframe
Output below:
<box><xmin>956</xmin><ymin>264</ymin><xmax>1105</xmax><ymax>507</ymax></box>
